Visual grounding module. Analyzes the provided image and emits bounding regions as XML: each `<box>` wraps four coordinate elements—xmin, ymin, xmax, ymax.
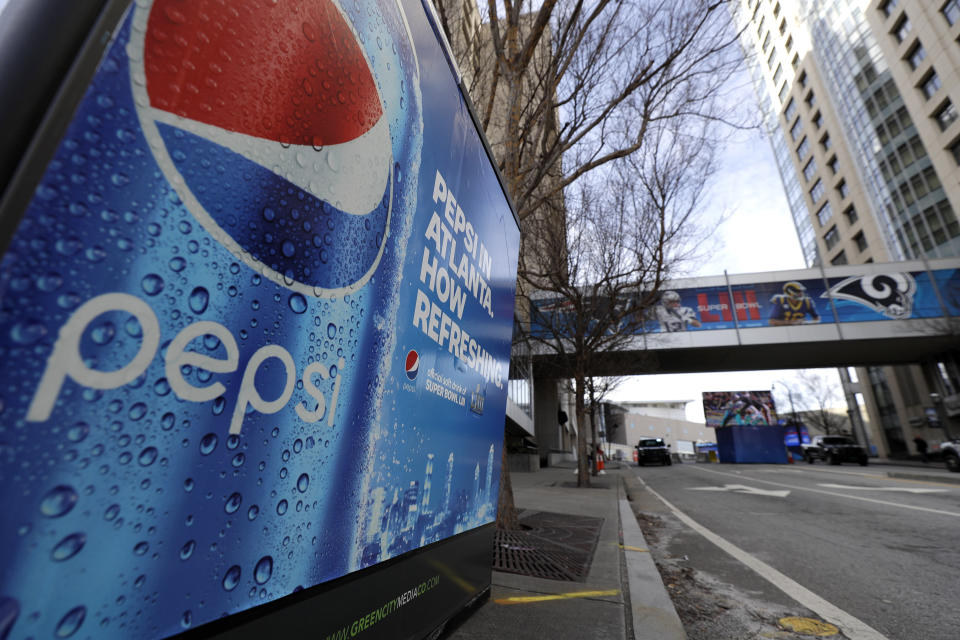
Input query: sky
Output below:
<box><xmin>607</xmin><ymin>69</ymin><xmax>843</xmax><ymax>424</ymax></box>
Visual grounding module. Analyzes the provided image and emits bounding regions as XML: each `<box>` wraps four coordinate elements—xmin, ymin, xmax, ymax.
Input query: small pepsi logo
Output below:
<box><xmin>405</xmin><ymin>350</ymin><xmax>419</xmax><ymax>380</ymax></box>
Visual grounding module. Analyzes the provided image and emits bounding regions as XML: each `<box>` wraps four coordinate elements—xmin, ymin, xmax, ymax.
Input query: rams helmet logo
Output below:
<box><xmin>823</xmin><ymin>273</ymin><xmax>916</xmax><ymax>319</ymax></box>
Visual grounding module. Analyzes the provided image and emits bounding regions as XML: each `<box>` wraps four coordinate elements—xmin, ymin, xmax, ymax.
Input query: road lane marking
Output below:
<box><xmin>641</xmin><ymin>481</ymin><xmax>889</xmax><ymax>640</ymax></box>
<box><xmin>494</xmin><ymin>589</ymin><xmax>619</xmax><ymax>605</ymax></box>
<box><xmin>688</xmin><ymin>483</ymin><xmax>790</xmax><ymax>498</ymax></box>
<box><xmin>692</xmin><ymin>466</ymin><xmax>960</xmax><ymax>518</ymax></box>
<box><xmin>817</xmin><ymin>483</ymin><xmax>947</xmax><ymax>494</ymax></box>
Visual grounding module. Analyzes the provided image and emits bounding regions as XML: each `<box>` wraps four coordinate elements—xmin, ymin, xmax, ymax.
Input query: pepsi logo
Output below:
<box><xmin>128</xmin><ymin>0</ymin><xmax>419</xmax><ymax>298</ymax></box>
<box><xmin>405</xmin><ymin>349</ymin><xmax>419</xmax><ymax>380</ymax></box>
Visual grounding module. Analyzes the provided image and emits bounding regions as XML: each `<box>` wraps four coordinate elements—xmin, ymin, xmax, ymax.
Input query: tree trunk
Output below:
<box><xmin>496</xmin><ymin>436</ymin><xmax>518</xmax><ymax>529</ymax></box>
<box><xmin>575</xmin><ymin>375</ymin><xmax>590</xmax><ymax>487</ymax></box>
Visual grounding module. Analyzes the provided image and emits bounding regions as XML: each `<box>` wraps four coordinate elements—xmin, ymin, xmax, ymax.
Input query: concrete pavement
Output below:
<box><xmin>443</xmin><ymin>463</ymin><xmax>685</xmax><ymax>640</ymax></box>
<box><xmin>441</xmin><ymin>457</ymin><xmax>958</xmax><ymax>640</ymax></box>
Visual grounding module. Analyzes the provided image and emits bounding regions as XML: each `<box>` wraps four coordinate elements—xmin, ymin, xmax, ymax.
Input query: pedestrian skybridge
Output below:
<box><xmin>530</xmin><ymin>258</ymin><xmax>959</xmax><ymax>377</ymax></box>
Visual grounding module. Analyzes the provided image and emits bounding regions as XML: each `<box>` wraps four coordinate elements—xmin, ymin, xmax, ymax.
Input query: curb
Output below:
<box><xmin>619</xmin><ymin>497</ymin><xmax>686</xmax><ymax>640</ymax></box>
<box><xmin>886</xmin><ymin>471</ymin><xmax>960</xmax><ymax>485</ymax></box>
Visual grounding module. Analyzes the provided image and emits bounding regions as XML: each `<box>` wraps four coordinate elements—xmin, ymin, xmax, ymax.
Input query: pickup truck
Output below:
<box><xmin>802</xmin><ymin>435</ymin><xmax>868</xmax><ymax>466</ymax></box>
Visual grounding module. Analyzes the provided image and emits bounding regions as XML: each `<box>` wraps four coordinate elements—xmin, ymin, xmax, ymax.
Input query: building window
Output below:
<box><xmin>791</xmin><ymin>53</ymin><xmax>800</xmax><ymax>70</ymax></box>
<box><xmin>778</xmin><ymin>82</ymin><xmax>789</xmax><ymax>104</ymax></box>
<box><xmin>813</xmin><ymin>111</ymin><xmax>823</xmax><ymax>129</ymax></box>
<box><xmin>893</xmin><ymin>15</ymin><xmax>911</xmax><ymax>43</ymax></box>
<box><xmin>824</xmin><ymin>226</ymin><xmax>840</xmax><ymax>250</ymax></box>
<box><xmin>803</xmin><ymin>158</ymin><xmax>817</xmax><ymax>181</ymax></box>
<box><xmin>854</xmin><ymin>232</ymin><xmax>867</xmax><ymax>252</ymax></box>
<box><xmin>779</xmin><ymin>18</ymin><xmax>787</xmax><ymax>34</ymax></box>
<box><xmin>757</xmin><ymin>16</ymin><xmax>765</xmax><ymax>36</ymax></box>
<box><xmin>797</xmin><ymin>137</ymin><xmax>810</xmax><ymax>159</ymax></box>
<box><xmin>805</xmin><ymin>91</ymin><xmax>816</xmax><ymax>109</ymax></box>
<box><xmin>816</xmin><ymin>201</ymin><xmax>833</xmax><ymax>226</ymax></box>
<box><xmin>844</xmin><ymin>204</ymin><xmax>858</xmax><ymax>224</ymax></box>
<box><xmin>786</xmin><ymin>35</ymin><xmax>793</xmax><ymax>51</ymax></box>
<box><xmin>896</xmin><ymin>106</ymin><xmax>912</xmax><ymax>130</ymax></box>
<box><xmin>763</xmin><ymin>31</ymin><xmax>772</xmax><ymax>53</ymax></box>
<box><xmin>831</xmin><ymin>251</ymin><xmax>848</xmax><ymax>266</ymax></box>
<box><xmin>944</xmin><ymin>0</ymin><xmax>960</xmax><ymax>26</ymax></box>
<box><xmin>951</xmin><ymin>138</ymin><xmax>960</xmax><ymax>165</ymax></box>
<box><xmin>810</xmin><ymin>179</ymin><xmax>825</xmax><ymax>202</ymax></box>
<box><xmin>921</xmin><ymin>70</ymin><xmax>941</xmax><ymax>100</ymax></box>
<box><xmin>881</xmin><ymin>0</ymin><xmax>898</xmax><ymax>18</ymax></box>
<box><xmin>784</xmin><ymin>98</ymin><xmax>797</xmax><ymax>121</ymax></box>
<box><xmin>923</xmin><ymin>166</ymin><xmax>942</xmax><ymax>192</ymax></box>
<box><xmin>790</xmin><ymin>118</ymin><xmax>803</xmax><ymax>141</ymax></box>
<box><xmin>907</xmin><ymin>41</ymin><xmax>926</xmax><ymax>70</ymax></box>
<box><xmin>773</xmin><ymin>63</ymin><xmax>783</xmax><ymax>86</ymax></box>
<box><xmin>798</xmin><ymin>71</ymin><xmax>808</xmax><ymax>88</ymax></box>
<box><xmin>774</xmin><ymin>2</ymin><xmax>781</xmax><ymax>18</ymax></box>
<box><xmin>820</xmin><ymin>133</ymin><xmax>832</xmax><ymax>151</ymax></box>
<box><xmin>837</xmin><ymin>179</ymin><xmax>849</xmax><ymax>199</ymax></box>
<box><xmin>934</xmin><ymin>99</ymin><xmax>959</xmax><ymax>131</ymax></box>
<box><xmin>827</xmin><ymin>155</ymin><xmax>839</xmax><ymax>174</ymax></box>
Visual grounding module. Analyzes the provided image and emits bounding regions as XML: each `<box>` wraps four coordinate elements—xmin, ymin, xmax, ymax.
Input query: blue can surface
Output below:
<box><xmin>0</xmin><ymin>0</ymin><xmax>519</xmax><ymax>638</ymax></box>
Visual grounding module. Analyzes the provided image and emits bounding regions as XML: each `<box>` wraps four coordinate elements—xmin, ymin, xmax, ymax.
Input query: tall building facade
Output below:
<box><xmin>736</xmin><ymin>0</ymin><xmax>960</xmax><ymax>456</ymax></box>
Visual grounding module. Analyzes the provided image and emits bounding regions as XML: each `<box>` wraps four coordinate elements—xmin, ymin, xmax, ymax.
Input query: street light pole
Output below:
<box><xmin>774</xmin><ymin>381</ymin><xmax>801</xmax><ymax>445</ymax></box>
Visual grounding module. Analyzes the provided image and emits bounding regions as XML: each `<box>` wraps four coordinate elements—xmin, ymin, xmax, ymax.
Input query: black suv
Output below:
<box><xmin>802</xmin><ymin>435</ymin><xmax>868</xmax><ymax>466</ymax></box>
<box><xmin>636</xmin><ymin>438</ymin><xmax>672</xmax><ymax>466</ymax></box>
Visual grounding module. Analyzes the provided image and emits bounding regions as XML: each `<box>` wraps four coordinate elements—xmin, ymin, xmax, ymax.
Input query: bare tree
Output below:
<box><xmin>791</xmin><ymin>370</ymin><xmax>849</xmax><ymax>436</ymax></box>
<box><xmin>433</xmin><ymin>0</ymin><xmax>744</xmax><ymax>225</ymax></box>
<box><xmin>527</xmin><ymin>124</ymin><xmax>720</xmax><ymax>486</ymax></box>
<box><xmin>565</xmin><ymin>375</ymin><xmax>623</xmax><ymax>475</ymax></box>
<box><xmin>430</xmin><ymin>0</ymin><xmax>744</xmax><ymax>506</ymax></box>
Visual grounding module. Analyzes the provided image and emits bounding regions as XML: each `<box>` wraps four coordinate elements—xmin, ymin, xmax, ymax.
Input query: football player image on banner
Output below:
<box><xmin>702</xmin><ymin>391</ymin><xmax>778</xmax><ymax>428</ymax></box>
<box><xmin>769</xmin><ymin>281</ymin><xmax>821</xmax><ymax>326</ymax></box>
<box><xmin>654</xmin><ymin>290</ymin><xmax>701</xmax><ymax>331</ymax></box>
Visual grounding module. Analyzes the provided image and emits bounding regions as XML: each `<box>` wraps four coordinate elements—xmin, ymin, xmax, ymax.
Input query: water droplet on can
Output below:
<box><xmin>222</xmin><ymin>565</ymin><xmax>242</xmax><ymax>591</ymax></box>
<box><xmin>225</xmin><ymin>492</ymin><xmax>242</xmax><ymax>514</ymax></box>
<box><xmin>189</xmin><ymin>286</ymin><xmax>209</xmax><ymax>314</ymax></box>
<box><xmin>51</xmin><ymin>532</ymin><xmax>86</xmax><ymax>561</ymax></box>
<box><xmin>179</xmin><ymin>540</ymin><xmax>196</xmax><ymax>560</ymax></box>
<box><xmin>254</xmin><ymin>556</ymin><xmax>273</xmax><ymax>584</ymax></box>
<box><xmin>140</xmin><ymin>273</ymin><xmax>165</xmax><ymax>296</ymax></box>
<box><xmin>40</xmin><ymin>486</ymin><xmax>78</xmax><ymax>518</ymax></box>
<box><xmin>288</xmin><ymin>293</ymin><xmax>307</xmax><ymax>314</ymax></box>
<box><xmin>138</xmin><ymin>447</ymin><xmax>158</xmax><ymax>466</ymax></box>
<box><xmin>296</xmin><ymin>473</ymin><xmax>309</xmax><ymax>493</ymax></box>
<box><xmin>54</xmin><ymin>605</ymin><xmax>86</xmax><ymax>638</ymax></box>
<box><xmin>199</xmin><ymin>433</ymin><xmax>218</xmax><ymax>455</ymax></box>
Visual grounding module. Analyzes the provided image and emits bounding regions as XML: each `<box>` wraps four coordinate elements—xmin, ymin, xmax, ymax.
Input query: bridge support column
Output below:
<box><xmin>534</xmin><ymin>377</ymin><xmax>566</xmax><ymax>467</ymax></box>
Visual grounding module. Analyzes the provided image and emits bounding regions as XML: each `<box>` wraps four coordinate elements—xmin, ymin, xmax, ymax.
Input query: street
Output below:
<box><xmin>628</xmin><ymin>462</ymin><xmax>960</xmax><ymax>640</ymax></box>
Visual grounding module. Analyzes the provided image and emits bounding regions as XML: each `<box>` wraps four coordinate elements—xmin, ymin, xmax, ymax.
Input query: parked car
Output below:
<box><xmin>941</xmin><ymin>439</ymin><xmax>960</xmax><ymax>472</ymax></box>
<box><xmin>802</xmin><ymin>435</ymin><xmax>868</xmax><ymax>466</ymax></box>
<box><xmin>636</xmin><ymin>438</ymin><xmax>672</xmax><ymax>466</ymax></box>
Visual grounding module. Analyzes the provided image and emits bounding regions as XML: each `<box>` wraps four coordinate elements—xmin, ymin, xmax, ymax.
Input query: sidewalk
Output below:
<box><xmin>444</xmin><ymin>463</ymin><xmax>684</xmax><ymax>640</ymax></box>
<box><xmin>864</xmin><ymin>456</ymin><xmax>960</xmax><ymax>485</ymax></box>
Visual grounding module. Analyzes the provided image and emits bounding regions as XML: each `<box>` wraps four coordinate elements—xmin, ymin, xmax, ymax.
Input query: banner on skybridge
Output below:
<box><xmin>532</xmin><ymin>267</ymin><xmax>960</xmax><ymax>335</ymax></box>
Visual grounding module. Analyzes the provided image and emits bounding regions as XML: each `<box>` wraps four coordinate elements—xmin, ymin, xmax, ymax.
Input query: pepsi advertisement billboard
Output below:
<box><xmin>533</xmin><ymin>268</ymin><xmax>960</xmax><ymax>335</ymax></box>
<box><xmin>0</xmin><ymin>0</ymin><xmax>520</xmax><ymax>638</ymax></box>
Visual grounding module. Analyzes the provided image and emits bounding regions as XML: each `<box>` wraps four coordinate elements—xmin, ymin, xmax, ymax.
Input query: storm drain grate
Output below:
<box><xmin>493</xmin><ymin>511</ymin><xmax>604</xmax><ymax>582</ymax></box>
